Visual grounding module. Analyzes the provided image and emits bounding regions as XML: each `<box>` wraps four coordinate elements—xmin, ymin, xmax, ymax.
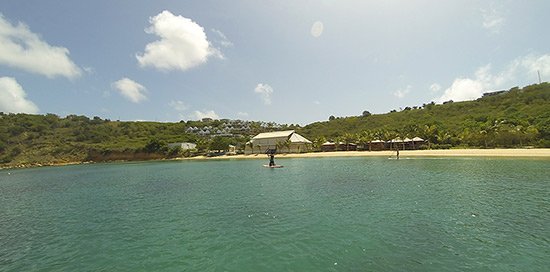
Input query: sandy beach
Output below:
<box><xmin>187</xmin><ymin>149</ymin><xmax>550</xmax><ymax>160</ymax></box>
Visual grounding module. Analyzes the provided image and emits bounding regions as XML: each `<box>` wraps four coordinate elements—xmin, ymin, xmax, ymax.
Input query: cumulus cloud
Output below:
<box><xmin>0</xmin><ymin>15</ymin><xmax>81</xmax><ymax>79</ymax></box>
<box><xmin>311</xmin><ymin>21</ymin><xmax>324</xmax><ymax>38</ymax></box>
<box><xmin>136</xmin><ymin>10</ymin><xmax>222</xmax><ymax>71</ymax></box>
<box><xmin>393</xmin><ymin>85</ymin><xmax>411</xmax><ymax>98</ymax></box>
<box><xmin>0</xmin><ymin>77</ymin><xmax>39</xmax><ymax>113</ymax></box>
<box><xmin>193</xmin><ymin>110</ymin><xmax>219</xmax><ymax>120</ymax></box>
<box><xmin>112</xmin><ymin>78</ymin><xmax>147</xmax><ymax>103</ymax></box>
<box><xmin>436</xmin><ymin>54</ymin><xmax>550</xmax><ymax>103</ymax></box>
<box><xmin>254</xmin><ymin>83</ymin><xmax>274</xmax><ymax>105</ymax></box>
<box><xmin>481</xmin><ymin>7</ymin><xmax>505</xmax><ymax>33</ymax></box>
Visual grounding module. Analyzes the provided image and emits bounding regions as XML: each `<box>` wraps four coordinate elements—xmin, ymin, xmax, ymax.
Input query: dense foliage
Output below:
<box><xmin>0</xmin><ymin>115</ymin><xmax>294</xmax><ymax>167</ymax></box>
<box><xmin>298</xmin><ymin>83</ymin><xmax>550</xmax><ymax>150</ymax></box>
<box><xmin>1</xmin><ymin>83</ymin><xmax>549</xmax><ymax>167</ymax></box>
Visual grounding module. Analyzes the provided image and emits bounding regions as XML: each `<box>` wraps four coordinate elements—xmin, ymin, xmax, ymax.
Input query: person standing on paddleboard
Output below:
<box><xmin>269</xmin><ymin>154</ymin><xmax>275</xmax><ymax>166</ymax></box>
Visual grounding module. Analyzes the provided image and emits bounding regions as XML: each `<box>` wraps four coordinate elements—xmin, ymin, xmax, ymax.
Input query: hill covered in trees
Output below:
<box><xmin>0</xmin><ymin>115</ymin><xmax>296</xmax><ymax>167</ymax></box>
<box><xmin>1</xmin><ymin>82</ymin><xmax>549</xmax><ymax>167</ymax></box>
<box><xmin>298</xmin><ymin>83</ymin><xmax>550</xmax><ymax>149</ymax></box>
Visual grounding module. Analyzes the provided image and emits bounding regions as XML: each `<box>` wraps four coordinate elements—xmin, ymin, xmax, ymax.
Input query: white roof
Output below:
<box><xmin>251</xmin><ymin>130</ymin><xmax>311</xmax><ymax>144</ymax></box>
<box><xmin>412</xmin><ymin>137</ymin><xmax>425</xmax><ymax>141</ymax></box>
<box><xmin>252</xmin><ymin>130</ymin><xmax>295</xmax><ymax>139</ymax></box>
<box><xmin>322</xmin><ymin>141</ymin><xmax>335</xmax><ymax>145</ymax></box>
<box><xmin>371</xmin><ymin>139</ymin><xmax>384</xmax><ymax>143</ymax></box>
<box><xmin>289</xmin><ymin>133</ymin><xmax>312</xmax><ymax>144</ymax></box>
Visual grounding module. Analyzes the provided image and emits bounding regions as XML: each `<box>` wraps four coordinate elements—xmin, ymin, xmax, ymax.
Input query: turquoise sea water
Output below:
<box><xmin>0</xmin><ymin>157</ymin><xmax>549</xmax><ymax>271</ymax></box>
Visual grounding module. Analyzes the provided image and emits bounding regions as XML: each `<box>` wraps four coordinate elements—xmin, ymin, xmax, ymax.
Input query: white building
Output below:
<box><xmin>245</xmin><ymin>130</ymin><xmax>312</xmax><ymax>154</ymax></box>
<box><xmin>167</xmin><ymin>142</ymin><xmax>197</xmax><ymax>150</ymax></box>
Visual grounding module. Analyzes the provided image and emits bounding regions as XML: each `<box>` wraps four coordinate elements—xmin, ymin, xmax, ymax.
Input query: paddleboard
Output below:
<box><xmin>263</xmin><ymin>165</ymin><xmax>284</xmax><ymax>168</ymax></box>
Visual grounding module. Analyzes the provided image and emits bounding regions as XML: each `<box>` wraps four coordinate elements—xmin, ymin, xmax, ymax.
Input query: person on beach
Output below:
<box><xmin>396</xmin><ymin>146</ymin><xmax>400</xmax><ymax>160</ymax></box>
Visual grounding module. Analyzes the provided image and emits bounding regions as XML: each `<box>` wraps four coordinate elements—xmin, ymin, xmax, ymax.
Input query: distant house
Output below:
<box><xmin>389</xmin><ymin>137</ymin><xmax>425</xmax><ymax>150</ymax></box>
<box><xmin>167</xmin><ymin>142</ymin><xmax>197</xmax><ymax>150</ymax></box>
<box><xmin>245</xmin><ymin>130</ymin><xmax>312</xmax><ymax>154</ymax></box>
<box><xmin>337</xmin><ymin>142</ymin><xmax>357</xmax><ymax>151</ymax></box>
<box><xmin>321</xmin><ymin>141</ymin><xmax>336</xmax><ymax>152</ymax></box>
<box><xmin>368</xmin><ymin>140</ymin><xmax>385</xmax><ymax>151</ymax></box>
<box><xmin>404</xmin><ymin>137</ymin><xmax>425</xmax><ymax>150</ymax></box>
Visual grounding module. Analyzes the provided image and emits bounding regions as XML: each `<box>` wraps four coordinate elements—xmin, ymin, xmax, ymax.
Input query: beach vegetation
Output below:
<box><xmin>1</xmin><ymin>83</ymin><xmax>549</xmax><ymax>167</ymax></box>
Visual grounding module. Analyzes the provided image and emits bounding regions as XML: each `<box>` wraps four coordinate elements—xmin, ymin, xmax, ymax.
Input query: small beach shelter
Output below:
<box><xmin>321</xmin><ymin>141</ymin><xmax>336</xmax><ymax>152</ymax></box>
<box><xmin>369</xmin><ymin>140</ymin><xmax>385</xmax><ymax>151</ymax></box>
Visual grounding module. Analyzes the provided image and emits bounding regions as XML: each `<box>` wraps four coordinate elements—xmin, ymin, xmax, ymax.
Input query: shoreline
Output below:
<box><xmin>3</xmin><ymin>148</ymin><xmax>550</xmax><ymax>170</ymax></box>
<box><xmin>185</xmin><ymin>148</ymin><xmax>550</xmax><ymax>160</ymax></box>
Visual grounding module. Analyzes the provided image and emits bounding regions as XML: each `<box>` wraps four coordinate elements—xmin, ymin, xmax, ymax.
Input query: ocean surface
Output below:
<box><xmin>1</xmin><ymin>157</ymin><xmax>549</xmax><ymax>271</ymax></box>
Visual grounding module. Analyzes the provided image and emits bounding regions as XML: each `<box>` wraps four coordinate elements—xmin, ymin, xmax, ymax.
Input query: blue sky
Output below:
<box><xmin>0</xmin><ymin>1</ymin><xmax>549</xmax><ymax>125</ymax></box>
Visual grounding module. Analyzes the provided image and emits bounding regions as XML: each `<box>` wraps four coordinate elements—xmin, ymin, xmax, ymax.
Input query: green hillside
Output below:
<box><xmin>1</xmin><ymin>83</ymin><xmax>549</xmax><ymax>167</ymax></box>
<box><xmin>0</xmin><ymin>115</ymin><xmax>295</xmax><ymax>167</ymax></box>
<box><xmin>298</xmin><ymin>83</ymin><xmax>550</xmax><ymax>149</ymax></box>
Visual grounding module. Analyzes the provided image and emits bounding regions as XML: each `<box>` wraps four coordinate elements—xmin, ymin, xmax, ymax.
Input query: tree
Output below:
<box><xmin>342</xmin><ymin>133</ymin><xmax>356</xmax><ymax>151</ymax></box>
<box><xmin>246</xmin><ymin>141</ymin><xmax>254</xmax><ymax>154</ymax></box>
<box><xmin>210</xmin><ymin>136</ymin><xmax>230</xmax><ymax>151</ymax></box>
<box><xmin>312</xmin><ymin>136</ymin><xmax>326</xmax><ymax>152</ymax></box>
<box><xmin>362</xmin><ymin>110</ymin><xmax>371</xmax><ymax>117</ymax></box>
<box><xmin>420</xmin><ymin>124</ymin><xmax>438</xmax><ymax>149</ymax></box>
<box><xmin>360</xmin><ymin>130</ymin><xmax>374</xmax><ymax>151</ymax></box>
<box><xmin>329</xmin><ymin>115</ymin><xmax>336</xmax><ymax>121</ymax></box>
<box><xmin>143</xmin><ymin>138</ymin><xmax>165</xmax><ymax>153</ymax></box>
<box><xmin>284</xmin><ymin>139</ymin><xmax>292</xmax><ymax>153</ymax></box>
<box><xmin>276</xmin><ymin>140</ymin><xmax>285</xmax><ymax>153</ymax></box>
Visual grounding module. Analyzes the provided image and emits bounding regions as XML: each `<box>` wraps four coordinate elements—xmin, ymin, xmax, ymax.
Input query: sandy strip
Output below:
<box><xmin>185</xmin><ymin>149</ymin><xmax>550</xmax><ymax>160</ymax></box>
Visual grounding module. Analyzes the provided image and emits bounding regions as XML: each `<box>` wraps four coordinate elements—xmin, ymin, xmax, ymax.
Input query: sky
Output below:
<box><xmin>0</xmin><ymin>0</ymin><xmax>549</xmax><ymax>125</ymax></box>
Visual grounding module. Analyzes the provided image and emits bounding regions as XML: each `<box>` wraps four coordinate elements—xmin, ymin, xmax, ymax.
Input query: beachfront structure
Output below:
<box><xmin>245</xmin><ymin>130</ymin><xmax>312</xmax><ymax>154</ymax></box>
<box><xmin>388</xmin><ymin>137</ymin><xmax>426</xmax><ymax>150</ymax></box>
<box><xmin>321</xmin><ymin>141</ymin><xmax>336</xmax><ymax>152</ymax></box>
<box><xmin>167</xmin><ymin>142</ymin><xmax>197</xmax><ymax>150</ymax></box>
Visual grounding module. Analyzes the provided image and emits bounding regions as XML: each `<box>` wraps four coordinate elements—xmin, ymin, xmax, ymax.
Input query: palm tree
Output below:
<box><xmin>256</xmin><ymin>144</ymin><xmax>263</xmax><ymax>154</ymax></box>
<box><xmin>360</xmin><ymin>130</ymin><xmax>374</xmax><ymax>151</ymax></box>
<box><xmin>247</xmin><ymin>141</ymin><xmax>254</xmax><ymax>154</ymax></box>
<box><xmin>419</xmin><ymin>124</ymin><xmax>437</xmax><ymax>149</ymax></box>
<box><xmin>276</xmin><ymin>140</ymin><xmax>285</xmax><ymax>153</ymax></box>
<box><xmin>404</xmin><ymin>124</ymin><xmax>419</xmax><ymax>149</ymax></box>
<box><xmin>384</xmin><ymin>130</ymin><xmax>398</xmax><ymax>150</ymax></box>
<box><xmin>312</xmin><ymin>136</ymin><xmax>326</xmax><ymax>152</ymax></box>
<box><xmin>284</xmin><ymin>139</ymin><xmax>292</xmax><ymax>153</ymax></box>
<box><xmin>342</xmin><ymin>133</ymin><xmax>356</xmax><ymax>151</ymax></box>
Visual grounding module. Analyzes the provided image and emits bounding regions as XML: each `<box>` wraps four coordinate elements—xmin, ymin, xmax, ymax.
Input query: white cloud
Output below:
<box><xmin>518</xmin><ymin>54</ymin><xmax>550</xmax><ymax>79</ymax></box>
<box><xmin>237</xmin><ymin>111</ymin><xmax>249</xmax><ymax>117</ymax></box>
<box><xmin>436</xmin><ymin>54</ymin><xmax>550</xmax><ymax>103</ymax></box>
<box><xmin>429</xmin><ymin>83</ymin><xmax>441</xmax><ymax>93</ymax></box>
<box><xmin>169</xmin><ymin>100</ymin><xmax>188</xmax><ymax>111</ymax></box>
<box><xmin>0</xmin><ymin>77</ymin><xmax>39</xmax><ymax>113</ymax></box>
<box><xmin>437</xmin><ymin>78</ymin><xmax>484</xmax><ymax>103</ymax></box>
<box><xmin>211</xmin><ymin>28</ymin><xmax>233</xmax><ymax>48</ymax></box>
<box><xmin>0</xmin><ymin>15</ymin><xmax>81</xmax><ymax>79</ymax></box>
<box><xmin>254</xmin><ymin>83</ymin><xmax>274</xmax><ymax>105</ymax></box>
<box><xmin>136</xmin><ymin>10</ymin><xmax>221</xmax><ymax>71</ymax></box>
<box><xmin>112</xmin><ymin>78</ymin><xmax>147</xmax><ymax>103</ymax></box>
<box><xmin>311</xmin><ymin>21</ymin><xmax>324</xmax><ymax>38</ymax></box>
<box><xmin>393</xmin><ymin>85</ymin><xmax>411</xmax><ymax>98</ymax></box>
<box><xmin>193</xmin><ymin>110</ymin><xmax>219</xmax><ymax>120</ymax></box>
<box><xmin>481</xmin><ymin>7</ymin><xmax>505</xmax><ymax>34</ymax></box>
